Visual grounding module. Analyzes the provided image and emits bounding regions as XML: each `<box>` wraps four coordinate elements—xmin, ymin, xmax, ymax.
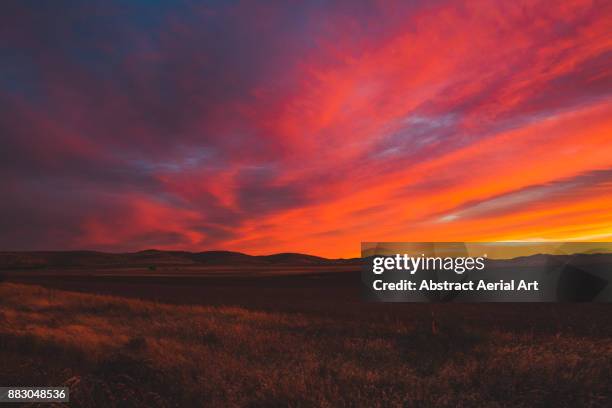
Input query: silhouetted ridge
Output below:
<box><xmin>2</xmin><ymin>250</ymin><xmax>608</xmax><ymax>270</ymax></box>
<box><xmin>260</xmin><ymin>253</ymin><xmax>328</xmax><ymax>264</ymax></box>
<box><xmin>0</xmin><ymin>250</ymin><xmax>350</xmax><ymax>269</ymax></box>
<box><xmin>189</xmin><ymin>251</ymin><xmax>260</xmax><ymax>265</ymax></box>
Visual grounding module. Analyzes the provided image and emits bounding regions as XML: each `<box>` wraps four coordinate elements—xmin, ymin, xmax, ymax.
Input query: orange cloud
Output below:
<box><xmin>1</xmin><ymin>0</ymin><xmax>610</xmax><ymax>257</ymax></box>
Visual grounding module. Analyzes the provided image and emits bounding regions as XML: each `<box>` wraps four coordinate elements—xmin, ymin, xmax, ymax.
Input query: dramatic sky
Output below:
<box><xmin>1</xmin><ymin>0</ymin><xmax>611</xmax><ymax>257</ymax></box>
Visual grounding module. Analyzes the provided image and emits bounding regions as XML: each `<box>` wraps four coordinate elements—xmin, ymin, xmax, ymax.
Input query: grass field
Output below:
<box><xmin>1</xmin><ymin>280</ymin><xmax>611</xmax><ymax>407</ymax></box>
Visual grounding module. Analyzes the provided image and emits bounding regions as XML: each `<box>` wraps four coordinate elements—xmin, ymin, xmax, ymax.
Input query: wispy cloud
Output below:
<box><xmin>1</xmin><ymin>0</ymin><xmax>611</xmax><ymax>256</ymax></box>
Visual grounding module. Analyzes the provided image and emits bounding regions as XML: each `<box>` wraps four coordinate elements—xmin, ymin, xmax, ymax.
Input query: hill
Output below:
<box><xmin>0</xmin><ymin>249</ymin><xmax>355</xmax><ymax>270</ymax></box>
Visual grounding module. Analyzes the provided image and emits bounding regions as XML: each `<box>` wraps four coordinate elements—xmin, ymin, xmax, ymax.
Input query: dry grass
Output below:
<box><xmin>0</xmin><ymin>282</ymin><xmax>611</xmax><ymax>407</ymax></box>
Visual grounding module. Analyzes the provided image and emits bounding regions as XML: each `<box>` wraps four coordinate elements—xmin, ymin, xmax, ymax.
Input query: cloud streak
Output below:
<box><xmin>1</xmin><ymin>0</ymin><xmax>611</xmax><ymax>256</ymax></box>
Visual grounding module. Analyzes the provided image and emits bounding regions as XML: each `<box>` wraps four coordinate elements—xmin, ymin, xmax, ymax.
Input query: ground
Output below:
<box><xmin>1</xmin><ymin>275</ymin><xmax>611</xmax><ymax>407</ymax></box>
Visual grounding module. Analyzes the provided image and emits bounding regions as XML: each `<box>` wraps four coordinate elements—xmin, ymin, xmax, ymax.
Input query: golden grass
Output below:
<box><xmin>0</xmin><ymin>283</ymin><xmax>611</xmax><ymax>407</ymax></box>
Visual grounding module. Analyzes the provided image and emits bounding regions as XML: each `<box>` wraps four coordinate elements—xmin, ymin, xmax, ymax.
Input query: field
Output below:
<box><xmin>1</xmin><ymin>267</ymin><xmax>611</xmax><ymax>407</ymax></box>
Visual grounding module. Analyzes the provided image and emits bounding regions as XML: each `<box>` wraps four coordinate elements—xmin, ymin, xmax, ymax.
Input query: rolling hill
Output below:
<box><xmin>0</xmin><ymin>249</ymin><xmax>356</xmax><ymax>270</ymax></box>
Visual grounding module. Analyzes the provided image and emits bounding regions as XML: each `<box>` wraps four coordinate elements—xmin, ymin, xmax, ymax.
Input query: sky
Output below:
<box><xmin>1</xmin><ymin>0</ymin><xmax>611</xmax><ymax>258</ymax></box>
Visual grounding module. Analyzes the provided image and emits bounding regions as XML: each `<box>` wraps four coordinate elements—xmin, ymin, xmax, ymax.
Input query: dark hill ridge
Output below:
<box><xmin>486</xmin><ymin>252</ymin><xmax>612</xmax><ymax>268</ymax></box>
<box><xmin>0</xmin><ymin>250</ymin><xmax>356</xmax><ymax>270</ymax></box>
<box><xmin>1</xmin><ymin>250</ymin><xmax>610</xmax><ymax>271</ymax></box>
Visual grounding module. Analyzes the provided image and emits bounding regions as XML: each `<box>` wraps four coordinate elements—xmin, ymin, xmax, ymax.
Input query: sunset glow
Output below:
<box><xmin>1</xmin><ymin>0</ymin><xmax>611</xmax><ymax>257</ymax></box>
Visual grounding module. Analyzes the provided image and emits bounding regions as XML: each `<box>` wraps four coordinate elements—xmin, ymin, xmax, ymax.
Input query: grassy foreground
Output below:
<box><xmin>0</xmin><ymin>283</ymin><xmax>611</xmax><ymax>407</ymax></box>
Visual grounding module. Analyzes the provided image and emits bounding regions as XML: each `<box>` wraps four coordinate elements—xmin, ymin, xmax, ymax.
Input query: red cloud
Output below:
<box><xmin>1</xmin><ymin>0</ymin><xmax>610</xmax><ymax>256</ymax></box>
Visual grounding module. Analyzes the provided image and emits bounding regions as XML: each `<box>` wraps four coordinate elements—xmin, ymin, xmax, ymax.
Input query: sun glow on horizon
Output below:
<box><xmin>1</xmin><ymin>0</ymin><xmax>611</xmax><ymax>258</ymax></box>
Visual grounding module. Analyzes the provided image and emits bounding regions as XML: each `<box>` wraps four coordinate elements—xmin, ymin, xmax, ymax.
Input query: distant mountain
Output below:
<box><xmin>0</xmin><ymin>250</ymin><xmax>357</xmax><ymax>270</ymax></box>
<box><xmin>258</xmin><ymin>252</ymin><xmax>329</xmax><ymax>264</ymax></box>
<box><xmin>3</xmin><ymin>250</ymin><xmax>608</xmax><ymax>271</ymax></box>
<box><xmin>487</xmin><ymin>253</ymin><xmax>612</xmax><ymax>268</ymax></box>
